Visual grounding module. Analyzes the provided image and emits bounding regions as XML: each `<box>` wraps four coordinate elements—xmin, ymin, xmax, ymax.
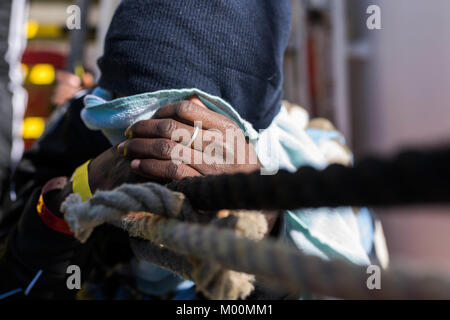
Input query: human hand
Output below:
<box><xmin>118</xmin><ymin>97</ymin><xmax>261</xmax><ymax>182</ymax></box>
<box><xmin>51</xmin><ymin>70</ymin><xmax>94</xmax><ymax>107</ymax></box>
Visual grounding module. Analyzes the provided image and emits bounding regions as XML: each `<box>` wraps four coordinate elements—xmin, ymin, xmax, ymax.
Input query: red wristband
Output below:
<box><xmin>36</xmin><ymin>177</ymin><xmax>74</xmax><ymax>236</ymax></box>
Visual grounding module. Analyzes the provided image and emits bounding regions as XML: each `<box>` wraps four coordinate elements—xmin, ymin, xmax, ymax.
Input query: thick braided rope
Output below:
<box><xmin>61</xmin><ymin>182</ymin><xmax>193</xmax><ymax>242</ymax></box>
<box><xmin>61</xmin><ymin>183</ymin><xmax>258</xmax><ymax>300</ymax></box>
<box><xmin>130</xmin><ymin>238</ymin><xmax>194</xmax><ymax>280</ymax></box>
<box><xmin>61</xmin><ymin>182</ymin><xmax>450</xmax><ymax>299</ymax></box>
<box><xmin>123</xmin><ymin>214</ymin><xmax>450</xmax><ymax>300</ymax></box>
<box><xmin>167</xmin><ymin>145</ymin><xmax>450</xmax><ymax>210</ymax></box>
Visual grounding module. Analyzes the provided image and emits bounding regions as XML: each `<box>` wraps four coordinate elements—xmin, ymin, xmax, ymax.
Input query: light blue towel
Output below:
<box><xmin>83</xmin><ymin>88</ymin><xmax>258</xmax><ymax>146</ymax></box>
<box><xmin>82</xmin><ymin>87</ymin><xmax>371</xmax><ymax>295</ymax></box>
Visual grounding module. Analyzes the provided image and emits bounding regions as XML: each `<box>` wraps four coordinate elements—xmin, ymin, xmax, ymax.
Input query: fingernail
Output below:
<box><xmin>131</xmin><ymin>159</ymin><xmax>140</xmax><ymax>170</ymax></box>
<box><xmin>124</xmin><ymin>125</ymin><xmax>132</xmax><ymax>138</ymax></box>
<box><xmin>117</xmin><ymin>141</ymin><xmax>126</xmax><ymax>156</ymax></box>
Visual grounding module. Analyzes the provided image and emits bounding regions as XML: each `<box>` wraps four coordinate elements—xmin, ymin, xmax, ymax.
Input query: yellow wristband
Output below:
<box><xmin>72</xmin><ymin>160</ymin><xmax>92</xmax><ymax>202</ymax></box>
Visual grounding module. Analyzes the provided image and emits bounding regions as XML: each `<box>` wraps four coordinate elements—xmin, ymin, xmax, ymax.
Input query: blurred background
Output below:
<box><xmin>1</xmin><ymin>0</ymin><xmax>450</xmax><ymax>273</ymax></box>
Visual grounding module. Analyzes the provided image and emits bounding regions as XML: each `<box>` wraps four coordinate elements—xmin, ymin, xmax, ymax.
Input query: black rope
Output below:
<box><xmin>167</xmin><ymin>145</ymin><xmax>450</xmax><ymax>211</ymax></box>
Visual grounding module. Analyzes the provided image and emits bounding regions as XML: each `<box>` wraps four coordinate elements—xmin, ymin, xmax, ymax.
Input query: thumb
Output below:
<box><xmin>188</xmin><ymin>95</ymin><xmax>208</xmax><ymax>109</ymax></box>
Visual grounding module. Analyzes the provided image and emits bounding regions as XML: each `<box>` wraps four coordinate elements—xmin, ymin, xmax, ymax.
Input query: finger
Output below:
<box><xmin>120</xmin><ymin>138</ymin><xmax>205</xmax><ymax>165</ymax></box>
<box><xmin>152</xmin><ymin>100</ymin><xmax>237</xmax><ymax>132</ymax></box>
<box><xmin>120</xmin><ymin>138</ymin><xmax>230</xmax><ymax>175</ymax></box>
<box><xmin>123</xmin><ymin>121</ymin><xmax>229</xmax><ymax>153</ymax></box>
<box><xmin>188</xmin><ymin>96</ymin><xmax>206</xmax><ymax>108</ymax></box>
<box><xmin>122</xmin><ymin>138</ymin><xmax>201</xmax><ymax>169</ymax></box>
<box><xmin>126</xmin><ymin>118</ymin><xmax>189</xmax><ymax>139</ymax></box>
<box><xmin>130</xmin><ymin>159</ymin><xmax>201</xmax><ymax>181</ymax></box>
<box><xmin>125</xmin><ymin>118</ymin><xmax>211</xmax><ymax>151</ymax></box>
<box><xmin>56</xmin><ymin>70</ymin><xmax>81</xmax><ymax>87</ymax></box>
<box><xmin>82</xmin><ymin>72</ymin><xmax>94</xmax><ymax>88</ymax></box>
<box><xmin>119</xmin><ymin>138</ymin><xmax>178</xmax><ymax>160</ymax></box>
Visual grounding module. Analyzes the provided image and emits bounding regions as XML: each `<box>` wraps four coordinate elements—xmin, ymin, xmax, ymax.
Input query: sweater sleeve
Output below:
<box><xmin>0</xmin><ymin>94</ymin><xmax>112</xmax><ymax>299</ymax></box>
<box><xmin>0</xmin><ymin>187</ymin><xmax>81</xmax><ymax>298</ymax></box>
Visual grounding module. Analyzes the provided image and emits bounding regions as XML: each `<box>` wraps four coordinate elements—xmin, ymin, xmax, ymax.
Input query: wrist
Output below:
<box><xmin>44</xmin><ymin>183</ymin><xmax>73</xmax><ymax>218</ymax></box>
<box><xmin>38</xmin><ymin>177</ymin><xmax>74</xmax><ymax>235</ymax></box>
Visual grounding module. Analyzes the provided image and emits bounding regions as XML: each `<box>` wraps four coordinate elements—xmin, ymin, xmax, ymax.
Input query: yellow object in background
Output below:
<box><xmin>26</xmin><ymin>20</ymin><xmax>62</xmax><ymax>39</ymax></box>
<box><xmin>74</xmin><ymin>64</ymin><xmax>85</xmax><ymax>79</ymax></box>
<box><xmin>22</xmin><ymin>117</ymin><xmax>45</xmax><ymax>140</ymax></box>
<box><xmin>29</xmin><ymin>64</ymin><xmax>55</xmax><ymax>85</ymax></box>
<box><xmin>36</xmin><ymin>25</ymin><xmax>62</xmax><ymax>38</ymax></box>
<box><xmin>26</xmin><ymin>20</ymin><xmax>39</xmax><ymax>39</ymax></box>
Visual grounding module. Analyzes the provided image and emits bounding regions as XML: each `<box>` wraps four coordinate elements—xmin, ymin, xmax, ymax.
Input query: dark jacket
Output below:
<box><xmin>0</xmin><ymin>93</ymin><xmax>134</xmax><ymax>299</ymax></box>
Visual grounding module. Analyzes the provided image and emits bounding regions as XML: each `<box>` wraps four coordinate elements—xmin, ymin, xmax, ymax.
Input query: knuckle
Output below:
<box><xmin>154</xmin><ymin>139</ymin><xmax>173</xmax><ymax>158</ymax></box>
<box><xmin>133</xmin><ymin>120</ymin><xmax>147</xmax><ymax>131</ymax></box>
<box><xmin>176</xmin><ymin>101</ymin><xmax>195</xmax><ymax>117</ymax></box>
<box><xmin>157</xmin><ymin>119</ymin><xmax>176</xmax><ymax>136</ymax></box>
<box><xmin>166</xmin><ymin>162</ymin><xmax>180</xmax><ymax>179</ymax></box>
<box><xmin>224</xmin><ymin>120</ymin><xmax>239</xmax><ymax>131</ymax></box>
